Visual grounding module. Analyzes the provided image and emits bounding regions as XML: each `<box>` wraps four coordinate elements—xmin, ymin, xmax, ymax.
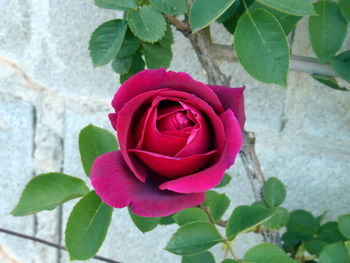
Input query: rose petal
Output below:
<box><xmin>157</xmin><ymin>110</ymin><xmax>195</xmax><ymax>132</ymax></box>
<box><xmin>139</xmin><ymin>101</ymin><xmax>188</xmax><ymax>156</ymax></box>
<box><xmin>117</xmin><ymin>89</ymin><xmax>226</xmax><ymax>182</ymax></box>
<box><xmin>130</xmin><ymin>149</ymin><xmax>218</xmax><ymax>178</ymax></box>
<box><xmin>155</xmin><ymin>90</ymin><xmax>226</xmax><ymax>154</ymax></box>
<box><xmin>117</xmin><ymin>89</ymin><xmax>164</xmax><ymax>183</ymax></box>
<box><xmin>108</xmin><ymin>113</ymin><xmax>118</xmax><ymax>131</ymax></box>
<box><xmin>90</xmin><ymin>151</ymin><xmax>205</xmax><ymax>217</ymax></box>
<box><xmin>112</xmin><ymin>68</ymin><xmax>224</xmax><ymax>113</ymax></box>
<box><xmin>159</xmin><ymin>110</ymin><xmax>243</xmax><ymax>193</ymax></box>
<box><xmin>175</xmin><ymin>101</ymin><xmax>210</xmax><ymax>158</ymax></box>
<box><xmin>208</xmin><ymin>85</ymin><xmax>246</xmax><ymax>129</ymax></box>
<box><xmin>157</xmin><ymin>101</ymin><xmax>184</xmax><ymax>119</ymax></box>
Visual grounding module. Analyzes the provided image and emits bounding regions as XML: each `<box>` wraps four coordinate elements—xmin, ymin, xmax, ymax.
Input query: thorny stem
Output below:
<box><xmin>165</xmin><ymin>12</ymin><xmax>282</xmax><ymax>247</ymax></box>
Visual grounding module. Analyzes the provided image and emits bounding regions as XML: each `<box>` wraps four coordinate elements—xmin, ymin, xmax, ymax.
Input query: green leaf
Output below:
<box><xmin>262</xmin><ymin>177</ymin><xmax>286</xmax><ymax>207</ymax></box>
<box><xmin>243</xmin><ymin>243</ymin><xmax>295</xmax><ymax>263</ymax></box>
<box><xmin>127</xmin><ymin>6</ymin><xmax>166</xmax><ymax>42</ymax></box>
<box><xmin>251</xmin><ymin>201</ymin><xmax>266</xmax><ymax>209</ymax></box>
<box><xmin>182</xmin><ymin>251</ymin><xmax>215</xmax><ymax>263</ymax></box>
<box><xmin>65</xmin><ymin>191</ymin><xmax>113</xmax><ymax>260</ymax></box>
<box><xmin>117</xmin><ymin>29</ymin><xmax>141</xmax><ymax>58</ymax></box>
<box><xmin>305</xmin><ymin>239</ymin><xmax>328</xmax><ymax>255</ymax></box>
<box><xmin>281</xmin><ymin>230</ymin><xmax>308</xmax><ymax>248</ymax></box>
<box><xmin>221</xmin><ymin>0</ymin><xmax>246</xmax><ymax>34</ymax></box>
<box><xmin>263</xmin><ymin>207</ymin><xmax>290</xmax><ymax>230</ymax></box>
<box><xmin>217</xmin><ymin>0</ymin><xmax>242</xmax><ymax>23</ymax></box>
<box><xmin>89</xmin><ymin>20</ymin><xmax>127</xmax><ymax>67</ymax></box>
<box><xmin>159</xmin><ymin>24</ymin><xmax>174</xmax><ymax>48</ymax></box>
<box><xmin>215</xmin><ymin>173</ymin><xmax>232</xmax><ymax>188</ymax></box>
<box><xmin>159</xmin><ymin>214</ymin><xmax>175</xmax><ymax>225</ymax></box>
<box><xmin>318</xmin><ymin>222</ymin><xmax>345</xmax><ymax>243</ymax></box>
<box><xmin>256</xmin><ymin>0</ymin><xmax>314</xmax><ymax>16</ymax></box>
<box><xmin>112</xmin><ymin>55</ymin><xmax>133</xmax><ymax>74</ymax></box>
<box><xmin>173</xmin><ymin>207</ymin><xmax>209</xmax><ymax>226</ymax></box>
<box><xmin>165</xmin><ymin>222</ymin><xmax>222</xmax><ymax>255</ymax></box>
<box><xmin>221</xmin><ymin>0</ymin><xmax>256</xmax><ymax>34</ymax></box>
<box><xmin>249</xmin><ymin>2</ymin><xmax>302</xmax><ymax>35</ymax></box>
<box><xmin>332</xmin><ymin>51</ymin><xmax>350</xmax><ymax>84</ymax></box>
<box><xmin>317</xmin><ymin>211</ymin><xmax>329</xmax><ymax>225</ymax></box>
<box><xmin>79</xmin><ymin>124</ymin><xmax>118</xmax><ymax>177</ymax></box>
<box><xmin>287</xmin><ymin>210</ymin><xmax>319</xmax><ymax>235</ymax></box>
<box><xmin>234</xmin><ymin>9</ymin><xmax>289</xmax><ymax>86</ymax></box>
<box><xmin>222</xmin><ymin>260</ymin><xmax>239</xmax><ymax>263</ymax></box>
<box><xmin>345</xmin><ymin>241</ymin><xmax>350</xmax><ymax>252</ymax></box>
<box><xmin>119</xmin><ymin>52</ymin><xmax>145</xmax><ymax>83</ymax></box>
<box><xmin>309</xmin><ymin>1</ymin><xmax>347</xmax><ymax>63</ymax></box>
<box><xmin>190</xmin><ymin>0</ymin><xmax>236</xmax><ymax>33</ymax></box>
<box><xmin>339</xmin><ymin>0</ymin><xmax>350</xmax><ymax>22</ymax></box>
<box><xmin>143</xmin><ymin>43</ymin><xmax>172</xmax><ymax>69</ymax></box>
<box><xmin>207</xmin><ymin>193</ymin><xmax>230</xmax><ymax>222</ymax></box>
<box><xmin>128</xmin><ymin>208</ymin><xmax>160</xmax><ymax>233</ymax></box>
<box><xmin>94</xmin><ymin>0</ymin><xmax>137</xmax><ymax>10</ymax></box>
<box><xmin>318</xmin><ymin>242</ymin><xmax>349</xmax><ymax>263</ymax></box>
<box><xmin>338</xmin><ymin>214</ymin><xmax>350</xmax><ymax>239</ymax></box>
<box><xmin>11</xmin><ymin>173</ymin><xmax>89</xmax><ymax>216</ymax></box>
<box><xmin>203</xmin><ymin>190</ymin><xmax>220</xmax><ymax>206</ymax></box>
<box><xmin>150</xmin><ymin>0</ymin><xmax>187</xmax><ymax>16</ymax></box>
<box><xmin>311</xmin><ymin>74</ymin><xmax>349</xmax><ymax>91</ymax></box>
<box><xmin>226</xmin><ymin>205</ymin><xmax>275</xmax><ymax>240</ymax></box>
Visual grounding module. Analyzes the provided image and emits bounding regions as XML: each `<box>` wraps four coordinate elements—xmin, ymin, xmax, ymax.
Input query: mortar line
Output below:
<box><xmin>57</xmin><ymin>205</ymin><xmax>63</xmax><ymax>263</ymax></box>
<box><xmin>31</xmin><ymin>105</ymin><xmax>38</xmax><ymax>263</ymax></box>
<box><xmin>279</xmin><ymin>29</ymin><xmax>297</xmax><ymax>133</ymax></box>
<box><xmin>57</xmin><ymin>113</ymin><xmax>66</xmax><ymax>263</ymax></box>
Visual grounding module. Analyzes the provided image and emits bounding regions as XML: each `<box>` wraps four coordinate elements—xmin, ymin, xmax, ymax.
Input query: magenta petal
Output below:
<box><xmin>90</xmin><ymin>151</ymin><xmax>205</xmax><ymax>217</ymax></box>
<box><xmin>208</xmin><ymin>85</ymin><xmax>246</xmax><ymax>129</ymax></box>
<box><xmin>108</xmin><ymin>113</ymin><xmax>118</xmax><ymax>131</ymax></box>
<box><xmin>175</xmin><ymin>101</ymin><xmax>210</xmax><ymax>157</ymax></box>
<box><xmin>130</xmin><ymin>149</ymin><xmax>217</xmax><ymax>178</ymax></box>
<box><xmin>141</xmin><ymin>105</ymin><xmax>188</xmax><ymax>156</ymax></box>
<box><xmin>156</xmin><ymin>90</ymin><xmax>226</xmax><ymax>154</ymax></box>
<box><xmin>117</xmin><ymin>89</ymin><xmax>163</xmax><ymax>182</ymax></box>
<box><xmin>159</xmin><ymin>110</ymin><xmax>243</xmax><ymax>193</ymax></box>
<box><xmin>112</xmin><ymin>69</ymin><xmax>224</xmax><ymax>113</ymax></box>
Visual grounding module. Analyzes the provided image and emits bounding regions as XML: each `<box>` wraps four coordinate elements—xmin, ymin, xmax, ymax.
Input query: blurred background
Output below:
<box><xmin>0</xmin><ymin>1</ymin><xmax>350</xmax><ymax>262</ymax></box>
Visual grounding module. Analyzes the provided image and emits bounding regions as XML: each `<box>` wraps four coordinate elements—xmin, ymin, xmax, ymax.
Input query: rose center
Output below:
<box><xmin>174</xmin><ymin>111</ymin><xmax>195</xmax><ymax>130</ymax></box>
<box><xmin>157</xmin><ymin>110</ymin><xmax>195</xmax><ymax>132</ymax></box>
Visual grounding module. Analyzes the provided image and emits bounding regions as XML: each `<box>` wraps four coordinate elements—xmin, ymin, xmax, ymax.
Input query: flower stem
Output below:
<box><xmin>200</xmin><ymin>205</ymin><xmax>240</xmax><ymax>261</ymax></box>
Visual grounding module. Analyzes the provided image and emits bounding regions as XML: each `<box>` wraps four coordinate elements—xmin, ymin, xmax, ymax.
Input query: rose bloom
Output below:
<box><xmin>91</xmin><ymin>69</ymin><xmax>245</xmax><ymax>217</ymax></box>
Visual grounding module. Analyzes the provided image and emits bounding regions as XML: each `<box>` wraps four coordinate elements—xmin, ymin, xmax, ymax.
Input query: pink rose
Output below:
<box><xmin>91</xmin><ymin>69</ymin><xmax>245</xmax><ymax>217</ymax></box>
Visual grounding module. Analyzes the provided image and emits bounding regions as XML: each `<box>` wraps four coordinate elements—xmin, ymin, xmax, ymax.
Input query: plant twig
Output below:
<box><xmin>216</xmin><ymin>219</ymin><xmax>227</xmax><ymax>227</ymax></box>
<box><xmin>201</xmin><ymin>206</ymin><xmax>240</xmax><ymax>261</ymax></box>
<box><xmin>166</xmin><ymin>13</ymin><xmax>282</xmax><ymax>247</ymax></box>
<box><xmin>240</xmin><ymin>131</ymin><xmax>282</xmax><ymax>247</ymax></box>
<box><xmin>0</xmin><ymin>227</ymin><xmax>121</xmax><ymax>263</ymax></box>
<box><xmin>163</xmin><ymin>14</ymin><xmax>189</xmax><ymax>32</ymax></box>
<box><xmin>186</xmin><ymin>30</ymin><xmax>231</xmax><ymax>86</ymax></box>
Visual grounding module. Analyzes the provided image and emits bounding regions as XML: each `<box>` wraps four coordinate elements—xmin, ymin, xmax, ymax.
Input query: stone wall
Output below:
<box><xmin>0</xmin><ymin>1</ymin><xmax>349</xmax><ymax>262</ymax></box>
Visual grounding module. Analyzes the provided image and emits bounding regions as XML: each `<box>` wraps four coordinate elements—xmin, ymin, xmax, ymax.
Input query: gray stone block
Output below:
<box><xmin>0</xmin><ymin>96</ymin><xmax>35</xmax><ymax>262</ymax></box>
